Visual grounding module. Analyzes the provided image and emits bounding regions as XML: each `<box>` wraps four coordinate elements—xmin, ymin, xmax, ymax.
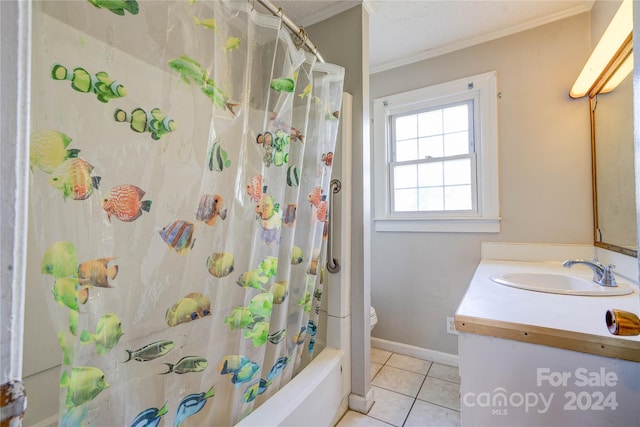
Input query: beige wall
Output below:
<box><xmin>308</xmin><ymin>4</ymin><xmax>372</xmax><ymax>399</ymax></box>
<box><xmin>370</xmin><ymin>12</ymin><xmax>594</xmax><ymax>355</ymax></box>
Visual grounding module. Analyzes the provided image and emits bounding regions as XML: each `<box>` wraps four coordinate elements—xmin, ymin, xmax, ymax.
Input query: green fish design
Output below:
<box><xmin>244</xmin><ymin>321</ymin><xmax>269</xmax><ymax>347</ymax></box>
<box><xmin>51</xmin><ymin>64</ymin><xmax>127</xmax><ymax>102</ymax></box>
<box><xmin>52</xmin><ymin>277</ymin><xmax>81</xmax><ymax>312</ymax></box>
<box><xmin>57</xmin><ymin>331</ymin><xmax>75</xmax><ymax>365</ymax></box>
<box><xmin>60</xmin><ymin>366</ymin><xmax>109</xmax><ymax>408</ymax></box>
<box><xmin>30</xmin><ymin>130</ymin><xmax>79</xmax><ymax>174</ymax></box>
<box><xmin>201</xmin><ymin>78</ymin><xmax>238</xmax><ymax>115</ymax></box>
<box><xmin>42</xmin><ymin>241</ymin><xmax>78</xmax><ymax>278</ymax></box>
<box><xmin>298</xmin><ymin>83</ymin><xmax>312</xmax><ymax>100</ymax></box>
<box><xmin>236</xmin><ymin>269</ymin><xmax>269</xmax><ymax>291</ymax></box>
<box><xmin>69</xmin><ymin>311</ymin><xmax>79</xmax><ymax>336</ymax></box>
<box><xmin>298</xmin><ymin>291</ymin><xmax>312</xmax><ymax>312</ymax></box>
<box><xmin>86</xmin><ymin>0</ymin><xmax>139</xmax><ymax>15</ymax></box>
<box><xmin>207</xmin><ymin>139</ymin><xmax>231</xmax><ymax>172</ymax></box>
<box><xmin>222</xmin><ymin>36</ymin><xmax>240</xmax><ymax>53</ymax></box>
<box><xmin>114</xmin><ymin>108</ymin><xmax>177</xmax><ymax>140</ymax></box>
<box><xmin>168</xmin><ymin>55</ymin><xmax>239</xmax><ymax>115</ymax></box>
<box><xmin>271</xmin><ymin>281</ymin><xmax>288</xmax><ymax>304</ymax></box>
<box><xmin>291</xmin><ymin>245</ymin><xmax>304</xmax><ymax>264</ymax></box>
<box><xmin>270</xmin><ymin>77</ymin><xmax>295</xmax><ymax>93</ymax></box>
<box><xmin>193</xmin><ymin>17</ymin><xmax>217</xmax><ymax>31</ymax></box>
<box><xmin>258</xmin><ymin>257</ymin><xmax>278</xmax><ymax>278</ymax></box>
<box><xmin>168</xmin><ymin>55</ymin><xmax>207</xmax><ymax>86</ymax></box>
<box><xmin>224</xmin><ymin>307</ymin><xmax>256</xmax><ymax>330</ymax></box>
<box><xmin>80</xmin><ymin>313</ymin><xmax>124</xmax><ymax>355</ymax></box>
<box><xmin>49</xmin><ymin>157</ymin><xmax>101</xmax><ymax>200</ymax></box>
<box><xmin>248</xmin><ymin>293</ymin><xmax>273</xmax><ymax>319</ymax></box>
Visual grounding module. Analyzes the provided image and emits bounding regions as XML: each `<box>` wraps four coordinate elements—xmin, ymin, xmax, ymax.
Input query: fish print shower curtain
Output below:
<box><xmin>27</xmin><ymin>0</ymin><xmax>344</xmax><ymax>425</ymax></box>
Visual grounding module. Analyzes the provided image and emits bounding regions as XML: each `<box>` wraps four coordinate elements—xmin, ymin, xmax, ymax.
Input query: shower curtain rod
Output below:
<box><xmin>254</xmin><ymin>0</ymin><xmax>326</xmax><ymax>63</ymax></box>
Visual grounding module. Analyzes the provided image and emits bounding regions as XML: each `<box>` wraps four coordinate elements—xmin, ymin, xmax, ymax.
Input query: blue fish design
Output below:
<box><xmin>131</xmin><ymin>403</ymin><xmax>168</xmax><ymax>427</ymax></box>
<box><xmin>218</xmin><ymin>355</ymin><xmax>260</xmax><ymax>387</ymax></box>
<box><xmin>243</xmin><ymin>378</ymin><xmax>270</xmax><ymax>403</ymax></box>
<box><xmin>159</xmin><ymin>220</ymin><xmax>195</xmax><ymax>254</ymax></box>
<box><xmin>259</xmin><ymin>378</ymin><xmax>269</xmax><ymax>394</ymax></box>
<box><xmin>307</xmin><ymin>320</ymin><xmax>317</xmax><ymax>336</ymax></box>
<box><xmin>174</xmin><ymin>386</ymin><xmax>215</xmax><ymax>427</ymax></box>
<box><xmin>266</xmin><ymin>356</ymin><xmax>290</xmax><ymax>381</ymax></box>
<box><xmin>61</xmin><ymin>406</ymin><xmax>87</xmax><ymax>427</ymax></box>
<box><xmin>232</xmin><ymin>360</ymin><xmax>259</xmax><ymax>386</ymax></box>
<box><xmin>293</xmin><ymin>325</ymin><xmax>306</xmax><ymax>345</ymax></box>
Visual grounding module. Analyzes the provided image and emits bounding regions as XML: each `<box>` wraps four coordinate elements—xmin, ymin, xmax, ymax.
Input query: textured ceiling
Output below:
<box><xmin>266</xmin><ymin>0</ymin><xmax>594</xmax><ymax>73</ymax></box>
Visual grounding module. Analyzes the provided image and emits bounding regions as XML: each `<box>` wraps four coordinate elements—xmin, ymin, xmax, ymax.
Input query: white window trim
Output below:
<box><xmin>373</xmin><ymin>71</ymin><xmax>500</xmax><ymax>233</ymax></box>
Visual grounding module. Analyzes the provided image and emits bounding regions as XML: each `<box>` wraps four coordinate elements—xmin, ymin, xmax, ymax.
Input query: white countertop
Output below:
<box><xmin>456</xmin><ymin>254</ymin><xmax>640</xmax><ymax>361</ymax></box>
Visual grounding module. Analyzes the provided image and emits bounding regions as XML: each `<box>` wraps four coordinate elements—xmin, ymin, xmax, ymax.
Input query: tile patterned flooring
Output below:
<box><xmin>336</xmin><ymin>348</ymin><xmax>461</xmax><ymax>427</ymax></box>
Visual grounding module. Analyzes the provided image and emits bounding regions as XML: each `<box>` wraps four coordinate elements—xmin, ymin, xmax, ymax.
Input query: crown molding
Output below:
<box><xmin>299</xmin><ymin>1</ymin><xmax>361</xmax><ymax>27</ymax></box>
<box><xmin>370</xmin><ymin>2</ymin><xmax>594</xmax><ymax>74</ymax></box>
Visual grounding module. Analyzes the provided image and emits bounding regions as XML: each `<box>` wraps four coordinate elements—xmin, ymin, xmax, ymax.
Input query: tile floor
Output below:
<box><xmin>336</xmin><ymin>348</ymin><xmax>461</xmax><ymax>427</ymax></box>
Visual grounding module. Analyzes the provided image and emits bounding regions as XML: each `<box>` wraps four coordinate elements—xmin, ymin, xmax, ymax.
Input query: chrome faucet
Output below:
<box><xmin>562</xmin><ymin>258</ymin><xmax>617</xmax><ymax>287</ymax></box>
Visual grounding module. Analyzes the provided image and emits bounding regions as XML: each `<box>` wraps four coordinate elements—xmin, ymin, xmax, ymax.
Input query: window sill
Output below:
<box><xmin>373</xmin><ymin>217</ymin><xmax>501</xmax><ymax>233</ymax></box>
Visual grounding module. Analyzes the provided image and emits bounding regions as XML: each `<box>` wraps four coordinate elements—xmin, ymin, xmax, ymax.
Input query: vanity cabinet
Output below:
<box><xmin>458</xmin><ymin>332</ymin><xmax>640</xmax><ymax>426</ymax></box>
<box><xmin>456</xmin><ymin>258</ymin><xmax>640</xmax><ymax>426</ymax></box>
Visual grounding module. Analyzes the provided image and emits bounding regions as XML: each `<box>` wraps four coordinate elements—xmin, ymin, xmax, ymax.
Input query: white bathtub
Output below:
<box><xmin>237</xmin><ymin>348</ymin><xmax>347</xmax><ymax>427</ymax></box>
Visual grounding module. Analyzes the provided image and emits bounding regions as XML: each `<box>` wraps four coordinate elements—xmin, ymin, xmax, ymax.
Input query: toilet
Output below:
<box><xmin>370</xmin><ymin>306</ymin><xmax>378</xmax><ymax>331</ymax></box>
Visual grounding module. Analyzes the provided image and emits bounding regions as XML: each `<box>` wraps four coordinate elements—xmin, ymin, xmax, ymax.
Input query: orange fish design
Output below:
<box><xmin>322</xmin><ymin>152</ymin><xmax>333</xmax><ymax>166</ymax></box>
<box><xmin>78</xmin><ymin>257</ymin><xmax>118</xmax><ymax>288</ymax></box>
<box><xmin>196</xmin><ymin>194</ymin><xmax>227</xmax><ymax>226</ymax></box>
<box><xmin>307</xmin><ymin>187</ymin><xmax>324</xmax><ymax>207</ymax></box>
<box><xmin>290</xmin><ymin>127</ymin><xmax>304</xmax><ymax>143</ymax></box>
<box><xmin>316</xmin><ymin>201</ymin><xmax>328</xmax><ymax>222</ymax></box>
<box><xmin>49</xmin><ymin>157</ymin><xmax>101</xmax><ymax>200</ymax></box>
<box><xmin>246</xmin><ymin>175</ymin><xmax>263</xmax><ymax>202</ymax></box>
<box><xmin>102</xmin><ymin>184</ymin><xmax>151</xmax><ymax>222</ymax></box>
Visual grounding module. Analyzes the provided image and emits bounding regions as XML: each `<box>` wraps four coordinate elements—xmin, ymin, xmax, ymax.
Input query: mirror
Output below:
<box><xmin>590</xmin><ymin>34</ymin><xmax>636</xmax><ymax>257</ymax></box>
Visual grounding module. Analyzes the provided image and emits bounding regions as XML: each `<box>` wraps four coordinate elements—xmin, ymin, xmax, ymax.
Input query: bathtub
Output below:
<box><xmin>237</xmin><ymin>348</ymin><xmax>346</xmax><ymax>427</ymax></box>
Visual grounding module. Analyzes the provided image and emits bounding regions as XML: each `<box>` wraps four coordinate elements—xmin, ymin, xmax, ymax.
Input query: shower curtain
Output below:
<box><xmin>27</xmin><ymin>1</ymin><xmax>344</xmax><ymax>425</ymax></box>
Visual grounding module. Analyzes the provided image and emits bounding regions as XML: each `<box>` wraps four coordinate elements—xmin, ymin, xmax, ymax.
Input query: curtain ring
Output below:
<box><xmin>295</xmin><ymin>27</ymin><xmax>308</xmax><ymax>49</ymax></box>
<box><xmin>276</xmin><ymin>7</ymin><xmax>284</xmax><ymax>29</ymax></box>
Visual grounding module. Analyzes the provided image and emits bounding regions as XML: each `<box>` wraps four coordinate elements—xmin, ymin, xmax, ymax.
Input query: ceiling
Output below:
<box><xmin>264</xmin><ymin>0</ymin><xmax>595</xmax><ymax>73</ymax></box>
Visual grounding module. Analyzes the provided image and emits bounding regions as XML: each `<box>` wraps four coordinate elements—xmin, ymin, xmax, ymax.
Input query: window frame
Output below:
<box><xmin>373</xmin><ymin>71</ymin><xmax>500</xmax><ymax>233</ymax></box>
<box><xmin>389</xmin><ymin>98</ymin><xmax>477</xmax><ymax>215</ymax></box>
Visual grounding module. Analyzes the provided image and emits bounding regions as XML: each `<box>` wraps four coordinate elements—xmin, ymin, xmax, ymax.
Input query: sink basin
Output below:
<box><xmin>490</xmin><ymin>273</ymin><xmax>634</xmax><ymax>296</ymax></box>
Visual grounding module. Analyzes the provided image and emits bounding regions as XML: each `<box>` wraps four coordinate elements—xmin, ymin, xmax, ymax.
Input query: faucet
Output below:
<box><xmin>562</xmin><ymin>258</ymin><xmax>617</xmax><ymax>287</ymax></box>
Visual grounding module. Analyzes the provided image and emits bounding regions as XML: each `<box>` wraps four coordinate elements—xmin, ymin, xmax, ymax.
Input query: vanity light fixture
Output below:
<box><xmin>601</xmin><ymin>51</ymin><xmax>633</xmax><ymax>93</ymax></box>
<box><xmin>569</xmin><ymin>0</ymin><xmax>632</xmax><ymax>98</ymax></box>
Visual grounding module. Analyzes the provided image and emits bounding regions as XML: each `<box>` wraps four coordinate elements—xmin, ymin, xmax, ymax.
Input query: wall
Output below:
<box><xmin>308</xmin><ymin>4</ymin><xmax>372</xmax><ymax>405</ymax></box>
<box><xmin>370</xmin><ymin>12</ymin><xmax>594</xmax><ymax>355</ymax></box>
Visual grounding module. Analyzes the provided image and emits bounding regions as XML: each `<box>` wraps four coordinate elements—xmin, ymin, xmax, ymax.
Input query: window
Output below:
<box><xmin>373</xmin><ymin>71</ymin><xmax>500</xmax><ymax>232</ymax></box>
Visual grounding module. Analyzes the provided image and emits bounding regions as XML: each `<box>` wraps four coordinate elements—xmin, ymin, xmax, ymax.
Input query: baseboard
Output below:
<box><xmin>28</xmin><ymin>414</ymin><xmax>57</xmax><ymax>427</ymax></box>
<box><xmin>371</xmin><ymin>337</ymin><xmax>459</xmax><ymax>367</ymax></box>
<box><xmin>348</xmin><ymin>388</ymin><xmax>375</xmax><ymax>414</ymax></box>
